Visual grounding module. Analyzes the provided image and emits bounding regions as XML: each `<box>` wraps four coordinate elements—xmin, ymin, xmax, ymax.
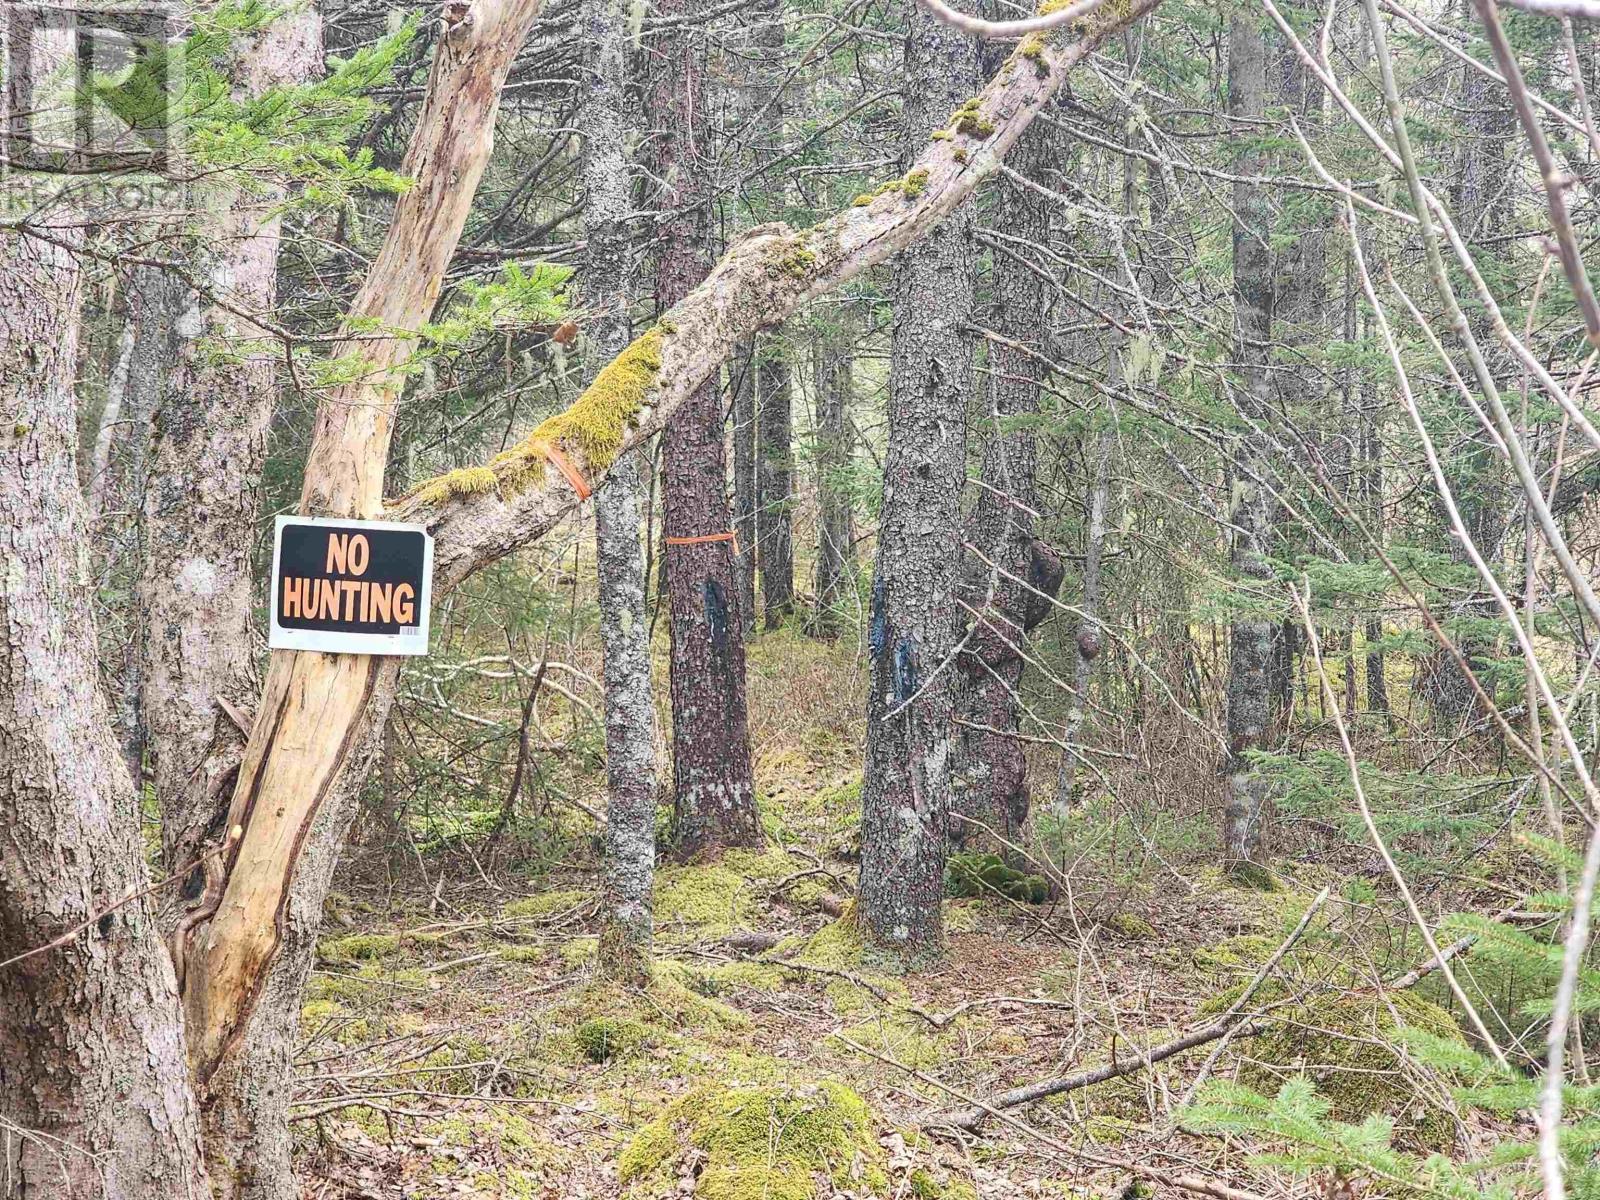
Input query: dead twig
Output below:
<box><xmin>835</xmin><ymin>1034</ymin><xmax>1273</xmax><ymax>1200</ymax></box>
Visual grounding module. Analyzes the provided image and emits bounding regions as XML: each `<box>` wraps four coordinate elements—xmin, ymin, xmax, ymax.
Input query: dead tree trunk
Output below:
<box><xmin>583</xmin><ymin>0</ymin><xmax>657</xmax><ymax>987</ymax></box>
<box><xmin>1221</xmin><ymin>6</ymin><xmax>1278</xmax><ymax>871</ymax></box>
<box><xmin>174</xmin><ymin>9</ymin><xmax>553</xmax><ymax>1192</ymax></box>
<box><xmin>856</xmin><ymin>0</ymin><xmax>979</xmax><ymax>963</ymax></box>
<box><xmin>0</xmin><ymin>210</ymin><xmax>209</xmax><ymax>1198</ymax></box>
<box><xmin>651</xmin><ymin>0</ymin><xmax>762</xmax><ymax>857</ymax></box>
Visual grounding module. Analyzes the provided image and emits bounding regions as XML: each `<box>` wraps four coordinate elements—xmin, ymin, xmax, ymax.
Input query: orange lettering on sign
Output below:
<box><xmin>394</xmin><ymin>583</ymin><xmax>415</xmax><ymax>625</ymax></box>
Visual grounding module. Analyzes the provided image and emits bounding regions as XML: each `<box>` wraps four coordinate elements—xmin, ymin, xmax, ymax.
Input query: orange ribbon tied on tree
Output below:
<box><xmin>665</xmin><ymin>530</ymin><xmax>741</xmax><ymax>556</ymax></box>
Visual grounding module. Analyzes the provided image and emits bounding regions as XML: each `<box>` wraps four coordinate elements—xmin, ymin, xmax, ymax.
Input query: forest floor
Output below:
<box><xmin>292</xmin><ymin>627</ymin><xmax>1520</xmax><ymax>1200</ymax></box>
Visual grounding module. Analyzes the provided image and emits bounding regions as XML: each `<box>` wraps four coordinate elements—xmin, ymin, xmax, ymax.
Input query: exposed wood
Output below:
<box><xmin>180</xmin><ymin>0</ymin><xmax>550</xmax><ymax>1087</ymax></box>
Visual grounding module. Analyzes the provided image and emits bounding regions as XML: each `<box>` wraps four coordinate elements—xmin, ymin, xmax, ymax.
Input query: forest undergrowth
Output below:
<box><xmin>295</xmin><ymin>567</ymin><xmax>1567</xmax><ymax>1200</ymax></box>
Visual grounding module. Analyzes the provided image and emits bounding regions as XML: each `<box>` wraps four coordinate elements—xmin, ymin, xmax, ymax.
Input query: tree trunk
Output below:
<box><xmin>135</xmin><ymin>16</ymin><xmax>337</xmax><ymax>1196</ymax></box>
<box><xmin>1055</xmin><ymin>383</ymin><xmax>1116</xmax><ymax>814</ymax></box>
<box><xmin>140</xmin><ymin>10</ymin><xmax>322</xmax><ymax>884</ymax></box>
<box><xmin>731</xmin><ymin>344</ymin><xmax>759</xmax><ymax>636</ymax></box>
<box><xmin>810</xmin><ymin>310</ymin><xmax>856</xmax><ymax>636</ymax></box>
<box><xmin>652</xmin><ymin>0</ymin><xmax>761</xmax><ymax>858</ymax></box>
<box><xmin>94</xmin><ymin>263</ymin><xmax>186</xmax><ymax>783</ymax></box>
<box><xmin>950</xmin><ymin>126</ymin><xmax>1059</xmax><ymax>854</ymax></box>
<box><xmin>177</xmin><ymin>0</ymin><xmax>551</xmax><ymax>1126</ymax></box>
<box><xmin>757</xmin><ymin>338</ymin><xmax>795</xmax><ymax>627</ymax></box>
<box><xmin>1221</xmin><ymin>6</ymin><xmax>1277</xmax><ymax>870</ymax></box>
<box><xmin>583</xmin><ymin>0</ymin><xmax>657</xmax><ymax>987</ymax></box>
<box><xmin>856</xmin><ymin>0</ymin><xmax>978</xmax><ymax>962</ymax></box>
<box><xmin>0</xmin><ymin>209</ymin><xmax>209</xmax><ymax>1199</ymax></box>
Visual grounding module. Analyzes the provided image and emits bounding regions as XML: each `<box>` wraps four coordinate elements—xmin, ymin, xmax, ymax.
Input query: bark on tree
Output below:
<box><xmin>582</xmin><ymin>0</ymin><xmax>657</xmax><ymax>987</ymax></box>
<box><xmin>756</xmin><ymin>337</ymin><xmax>796</xmax><ymax>627</ymax></box>
<box><xmin>651</xmin><ymin>0</ymin><xmax>762</xmax><ymax>858</ymax></box>
<box><xmin>0</xmin><ymin>212</ymin><xmax>209</xmax><ymax>1198</ymax></box>
<box><xmin>140</xmin><ymin>9</ymin><xmax>321</xmax><ymax>887</ymax></box>
<box><xmin>1221</xmin><ymin>5</ymin><xmax>1278</xmax><ymax>870</ymax></box>
<box><xmin>950</xmin><ymin>127</ymin><xmax>1060</xmax><ymax>853</ymax></box>
<box><xmin>856</xmin><ymin>0</ymin><xmax>979</xmax><ymax>963</ymax></box>
<box><xmin>1055</xmin><ymin>373</ymin><xmax>1117</xmax><ymax>814</ymax></box>
<box><xmin>731</xmin><ymin>346</ymin><xmax>760</xmax><ymax>636</ymax></box>
<box><xmin>93</xmin><ymin>263</ymin><xmax>186</xmax><ymax>783</ymax></box>
<box><xmin>810</xmin><ymin>308</ymin><xmax>856</xmax><ymax>636</ymax></box>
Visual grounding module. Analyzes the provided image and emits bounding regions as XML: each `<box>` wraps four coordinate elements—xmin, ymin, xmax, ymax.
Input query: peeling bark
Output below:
<box><xmin>180</xmin><ymin>0</ymin><xmax>550</xmax><ymax>1092</ymax></box>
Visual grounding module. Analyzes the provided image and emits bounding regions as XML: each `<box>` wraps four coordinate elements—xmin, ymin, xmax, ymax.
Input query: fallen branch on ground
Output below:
<box><xmin>836</xmin><ymin>1034</ymin><xmax>1272</xmax><ymax>1200</ymax></box>
<box><xmin>932</xmin><ymin>886</ymin><xmax>1331</xmax><ymax>1130</ymax></box>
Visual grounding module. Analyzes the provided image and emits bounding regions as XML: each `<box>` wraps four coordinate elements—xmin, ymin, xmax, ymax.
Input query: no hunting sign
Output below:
<box><xmin>269</xmin><ymin>517</ymin><xmax>433</xmax><ymax>656</ymax></box>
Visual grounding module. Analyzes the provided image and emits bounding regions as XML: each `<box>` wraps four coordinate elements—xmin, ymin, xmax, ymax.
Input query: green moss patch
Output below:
<box><xmin>618</xmin><ymin>1082</ymin><xmax>888</xmax><ymax>1199</ymax></box>
<box><xmin>1105</xmin><ymin>912</ymin><xmax>1157</xmax><ymax>940</ymax></box>
<box><xmin>501</xmin><ymin>888</ymin><xmax>591</xmax><ymax>920</ymax></box>
<box><xmin>575</xmin><ymin>1016</ymin><xmax>649</xmax><ymax>1063</ymax></box>
<box><xmin>317</xmin><ymin>932</ymin><xmax>401</xmax><ymax>963</ymax></box>
<box><xmin>655</xmin><ymin>848</ymin><xmax>801</xmax><ymax>939</ymax></box>
<box><xmin>947</xmin><ymin>98</ymin><xmax>995</xmax><ymax>137</ymax></box>
<box><xmin>910</xmin><ymin>1167</ymin><xmax>977</xmax><ymax>1200</ymax></box>
<box><xmin>1241</xmin><ymin>991</ymin><xmax>1464</xmax><ymax>1148</ymax></box>
<box><xmin>833</xmin><ymin>1012</ymin><xmax>947</xmax><ymax>1070</ymax></box>
<box><xmin>408</xmin><ymin>324</ymin><xmax>664</xmax><ymax>507</ymax></box>
<box><xmin>946</xmin><ymin>852</ymin><xmax>1047</xmax><ymax>903</ymax></box>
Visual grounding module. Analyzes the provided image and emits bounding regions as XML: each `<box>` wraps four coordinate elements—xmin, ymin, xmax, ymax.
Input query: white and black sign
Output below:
<box><xmin>268</xmin><ymin>517</ymin><xmax>432</xmax><ymax>656</ymax></box>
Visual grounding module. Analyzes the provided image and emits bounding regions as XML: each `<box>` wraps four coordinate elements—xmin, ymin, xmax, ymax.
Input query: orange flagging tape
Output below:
<box><xmin>537</xmin><ymin>441</ymin><xmax>592</xmax><ymax>500</ymax></box>
<box><xmin>665</xmin><ymin>530</ymin><xmax>741</xmax><ymax>556</ymax></box>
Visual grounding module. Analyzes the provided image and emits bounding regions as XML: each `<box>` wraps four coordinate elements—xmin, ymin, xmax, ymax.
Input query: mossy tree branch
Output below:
<box><xmin>391</xmin><ymin>0</ymin><xmax>1162</xmax><ymax>586</ymax></box>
